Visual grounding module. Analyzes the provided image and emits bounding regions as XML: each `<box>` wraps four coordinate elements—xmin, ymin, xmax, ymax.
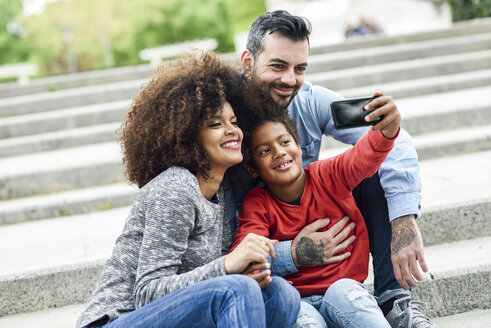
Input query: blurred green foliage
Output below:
<box><xmin>446</xmin><ymin>0</ymin><xmax>491</xmax><ymax>21</ymax></box>
<box><xmin>0</xmin><ymin>0</ymin><xmax>30</xmax><ymax>64</ymax></box>
<box><xmin>0</xmin><ymin>0</ymin><xmax>265</xmax><ymax>76</ymax></box>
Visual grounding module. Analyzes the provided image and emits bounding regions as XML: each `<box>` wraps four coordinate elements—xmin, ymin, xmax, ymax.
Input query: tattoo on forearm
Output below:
<box><xmin>391</xmin><ymin>215</ymin><xmax>416</xmax><ymax>256</ymax></box>
<box><xmin>295</xmin><ymin>237</ymin><xmax>324</xmax><ymax>266</ymax></box>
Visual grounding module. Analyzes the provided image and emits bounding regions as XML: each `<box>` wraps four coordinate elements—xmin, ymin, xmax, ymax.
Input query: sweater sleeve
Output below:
<box><xmin>133</xmin><ymin>184</ymin><xmax>226</xmax><ymax>309</ymax></box>
<box><xmin>319</xmin><ymin>129</ymin><xmax>398</xmax><ymax>191</ymax></box>
<box><xmin>231</xmin><ymin>188</ymin><xmax>271</xmax><ymax>252</ymax></box>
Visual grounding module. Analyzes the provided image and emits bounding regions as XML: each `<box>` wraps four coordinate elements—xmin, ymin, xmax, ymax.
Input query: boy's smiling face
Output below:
<box><xmin>250</xmin><ymin>121</ymin><xmax>305</xmax><ymax>200</ymax></box>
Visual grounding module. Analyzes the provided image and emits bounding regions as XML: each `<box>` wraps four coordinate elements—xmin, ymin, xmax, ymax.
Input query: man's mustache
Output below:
<box><xmin>271</xmin><ymin>82</ymin><xmax>298</xmax><ymax>90</ymax></box>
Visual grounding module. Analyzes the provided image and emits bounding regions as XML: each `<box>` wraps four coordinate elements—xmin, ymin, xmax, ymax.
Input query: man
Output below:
<box><xmin>236</xmin><ymin>10</ymin><xmax>435</xmax><ymax>328</ymax></box>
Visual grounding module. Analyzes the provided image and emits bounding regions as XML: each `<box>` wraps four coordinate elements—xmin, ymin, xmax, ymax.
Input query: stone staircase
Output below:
<box><xmin>1</xmin><ymin>18</ymin><xmax>490</xmax><ymax>327</ymax></box>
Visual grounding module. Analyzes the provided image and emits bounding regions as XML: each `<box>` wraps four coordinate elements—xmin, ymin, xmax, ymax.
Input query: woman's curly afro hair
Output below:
<box><xmin>118</xmin><ymin>52</ymin><xmax>245</xmax><ymax>188</ymax></box>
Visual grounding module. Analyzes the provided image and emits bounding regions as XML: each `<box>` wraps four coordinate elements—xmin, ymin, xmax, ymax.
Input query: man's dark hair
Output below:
<box><xmin>246</xmin><ymin>10</ymin><xmax>312</xmax><ymax>58</ymax></box>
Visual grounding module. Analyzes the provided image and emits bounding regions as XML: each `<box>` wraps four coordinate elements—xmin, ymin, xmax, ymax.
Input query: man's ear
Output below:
<box><xmin>241</xmin><ymin>50</ymin><xmax>254</xmax><ymax>77</ymax></box>
<box><xmin>246</xmin><ymin>164</ymin><xmax>259</xmax><ymax>178</ymax></box>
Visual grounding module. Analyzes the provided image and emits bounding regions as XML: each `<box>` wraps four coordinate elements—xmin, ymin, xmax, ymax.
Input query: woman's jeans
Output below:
<box><xmin>294</xmin><ymin>279</ymin><xmax>390</xmax><ymax>328</ymax></box>
<box><xmin>99</xmin><ymin>275</ymin><xmax>300</xmax><ymax>328</ymax></box>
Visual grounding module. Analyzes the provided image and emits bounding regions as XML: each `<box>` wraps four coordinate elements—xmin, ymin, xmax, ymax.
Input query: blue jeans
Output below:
<box><xmin>294</xmin><ymin>279</ymin><xmax>390</xmax><ymax>328</ymax></box>
<box><xmin>97</xmin><ymin>275</ymin><xmax>299</xmax><ymax>328</ymax></box>
<box><xmin>352</xmin><ymin>173</ymin><xmax>401</xmax><ymax>297</ymax></box>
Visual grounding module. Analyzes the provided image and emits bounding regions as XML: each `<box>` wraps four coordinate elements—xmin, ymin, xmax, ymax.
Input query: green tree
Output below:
<box><xmin>130</xmin><ymin>0</ymin><xmax>234</xmax><ymax>65</ymax></box>
<box><xmin>12</xmin><ymin>0</ymin><xmax>267</xmax><ymax>76</ymax></box>
<box><xmin>225</xmin><ymin>0</ymin><xmax>267</xmax><ymax>34</ymax></box>
<box><xmin>446</xmin><ymin>0</ymin><xmax>491</xmax><ymax>21</ymax></box>
<box><xmin>0</xmin><ymin>0</ymin><xmax>31</xmax><ymax>64</ymax></box>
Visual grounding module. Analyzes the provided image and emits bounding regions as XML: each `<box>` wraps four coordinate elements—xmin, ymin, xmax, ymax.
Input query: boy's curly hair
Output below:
<box><xmin>232</xmin><ymin>84</ymin><xmax>301</xmax><ymax>170</ymax></box>
<box><xmin>118</xmin><ymin>52</ymin><xmax>245</xmax><ymax>188</ymax></box>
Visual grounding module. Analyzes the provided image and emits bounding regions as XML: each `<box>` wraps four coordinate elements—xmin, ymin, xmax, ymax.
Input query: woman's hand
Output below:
<box><xmin>224</xmin><ymin>233</ymin><xmax>277</xmax><ymax>274</ymax></box>
<box><xmin>242</xmin><ymin>262</ymin><xmax>272</xmax><ymax>289</ymax></box>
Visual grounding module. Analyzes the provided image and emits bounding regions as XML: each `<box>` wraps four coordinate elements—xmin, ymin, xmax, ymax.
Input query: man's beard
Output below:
<box><xmin>268</xmin><ymin>82</ymin><xmax>300</xmax><ymax>108</ymax></box>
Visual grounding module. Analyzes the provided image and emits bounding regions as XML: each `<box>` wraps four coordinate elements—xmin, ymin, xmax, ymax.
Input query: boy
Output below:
<box><xmin>232</xmin><ymin>100</ymin><xmax>400</xmax><ymax>327</ymax></box>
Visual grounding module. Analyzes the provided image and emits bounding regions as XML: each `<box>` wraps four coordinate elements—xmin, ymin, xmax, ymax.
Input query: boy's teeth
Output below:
<box><xmin>277</xmin><ymin>161</ymin><xmax>290</xmax><ymax>169</ymax></box>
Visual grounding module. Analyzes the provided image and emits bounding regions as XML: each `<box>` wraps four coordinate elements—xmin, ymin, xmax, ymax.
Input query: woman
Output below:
<box><xmin>76</xmin><ymin>52</ymin><xmax>300</xmax><ymax>328</ymax></box>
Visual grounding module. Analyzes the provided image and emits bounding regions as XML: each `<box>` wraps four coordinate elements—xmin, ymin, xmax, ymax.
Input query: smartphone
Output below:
<box><xmin>331</xmin><ymin>96</ymin><xmax>383</xmax><ymax>129</ymax></box>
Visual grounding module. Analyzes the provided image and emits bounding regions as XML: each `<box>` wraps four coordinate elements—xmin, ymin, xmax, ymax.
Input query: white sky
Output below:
<box><xmin>22</xmin><ymin>0</ymin><xmax>67</xmax><ymax>16</ymax></box>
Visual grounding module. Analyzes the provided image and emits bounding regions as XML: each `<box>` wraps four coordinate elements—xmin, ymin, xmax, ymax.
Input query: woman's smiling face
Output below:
<box><xmin>199</xmin><ymin>101</ymin><xmax>243</xmax><ymax>172</ymax></box>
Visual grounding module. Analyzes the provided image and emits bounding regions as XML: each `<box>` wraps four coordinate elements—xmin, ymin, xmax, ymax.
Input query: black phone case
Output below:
<box><xmin>331</xmin><ymin>96</ymin><xmax>382</xmax><ymax>129</ymax></box>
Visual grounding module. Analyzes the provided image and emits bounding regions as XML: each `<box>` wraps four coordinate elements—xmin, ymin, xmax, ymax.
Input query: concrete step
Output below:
<box><xmin>1</xmin><ymin>304</ymin><xmax>486</xmax><ymax>328</ymax></box>
<box><xmin>365</xmin><ymin>236</ymin><xmax>491</xmax><ymax>318</ymax></box>
<box><xmin>1</xmin><ymin>83</ymin><xmax>489</xmax><ymax>159</ymax></box>
<box><xmin>309</xmin><ymin>17</ymin><xmax>491</xmax><ymax>55</ymax></box>
<box><xmin>0</xmin><ymin>64</ymin><xmax>153</xmax><ymax>99</ymax></box>
<box><xmin>0</xmin><ymin>100</ymin><xmax>127</xmax><ymax>139</ymax></box>
<box><xmin>307</xmin><ymin>32</ymin><xmax>491</xmax><ymax>73</ymax></box>
<box><xmin>2</xmin><ymin>152</ymin><xmax>489</xmax><ymax>247</ymax></box>
<box><xmin>397</xmin><ymin>85</ymin><xmax>491</xmax><ymax>136</ymax></box>
<box><xmin>0</xmin><ymin>209</ymin><xmax>126</xmax><ymax>316</ymax></box>
<box><xmin>0</xmin><ymin>304</ymin><xmax>84</xmax><ymax>328</ymax></box>
<box><xmin>322</xmin><ymin>123</ymin><xmax>491</xmax><ymax>166</ymax></box>
<box><xmin>0</xmin><ymin>142</ymin><xmax>123</xmax><ymax>200</ymax></box>
<box><xmin>0</xmin><ymin>299</ymin><xmax>489</xmax><ymax>328</ymax></box>
<box><xmin>432</xmin><ymin>309</ymin><xmax>491</xmax><ymax>328</ymax></box>
<box><xmin>0</xmin><ymin>80</ymin><xmax>141</xmax><ymax>117</ymax></box>
<box><xmin>1</xmin><ymin>210</ymin><xmax>488</xmax><ymax>317</ymax></box>
<box><xmin>0</xmin><ymin>122</ymin><xmax>119</xmax><ymax>158</ymax></box>
<box><xmin>338</xmin><ymin>68</ymin><xmax>491</xmax><ymax>99</ymax></box>
<box><xmin>409</xmin><ymin>238</ymin><xmax>491</xmax><ymax>318</ymax></box>
<box><xmin>412</xmin><ymin>124</ymin><xmax>491</xmax><ymax>161</ymax></box>
<box><xmin>0</xmin><ymin>183</ymin><xmax>136</xmax><ymax>225</ymax></box>
<box><xmin>2</xmin><ymin>49</ymin><xmax>489</xmax><ymax>119</ymax></box>
<box><xmin>318</xmin><ymin>148</ymin><xmax>491</xmax><ymax>210</ymax></box>
<box><xmin>308</xmin><ymin>49</ymin><xmax>491</xmax><ymax>91</ymax></box>
<box><xmin>2</xmin><ymin>303</ymin><xmax>490</xmax><ymax>328</ymax></box>
<box><xmin>0</xmin><ymin>53</ymin><xmax>237</xmax><ymax>99</ymax></box>
<box><xmin>2</xmin><ymin>140</ymin><xmax>490</xmax><ymax>229</ymax></box>
<box><xmin>0</xmin><ymin>149</ymin><xmax>490</xmax><ymax>316</ymax></box>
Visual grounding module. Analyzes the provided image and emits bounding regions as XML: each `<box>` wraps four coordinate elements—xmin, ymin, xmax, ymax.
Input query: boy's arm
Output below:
<box><xmin>311</xmin><ymin>87</ymin><xmax>421</xmax><ymax>221</ymax></box>
<box><xmin>231</xmin><ymin>189</ymin><xmax>271</xmax><ymax>251</ymax></box>
<box><xmin>232</xmin><ymin>190</ymin><xmax>300</xmax><ymax>277</ymax></box>
<box><xmin>324</xmin><ymin>128</ymin><xmax>399</xmax><ymax>192</ymax></box>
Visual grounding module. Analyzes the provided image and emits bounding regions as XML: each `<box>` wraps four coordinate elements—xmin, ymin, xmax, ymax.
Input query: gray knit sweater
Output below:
<box><xmin>77</xmin><ymin>167</ymin><xmax>232</xmax><ymax>328</ymax></box>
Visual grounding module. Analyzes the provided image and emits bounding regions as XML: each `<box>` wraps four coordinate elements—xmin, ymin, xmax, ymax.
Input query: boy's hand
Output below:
<box><xmin>364</xmin><ymin>90</ymin><xmax>401</xmax><ymax>139</ymax></box>
<box><xmin>291</xmin><ymin>216</ymin><xmax>355</xmax><ymax>268</ymax></box>
<box><xmin>241</xmin><ymin>262</ymin><xmax>272</xmax><ymax>289</ymax></box>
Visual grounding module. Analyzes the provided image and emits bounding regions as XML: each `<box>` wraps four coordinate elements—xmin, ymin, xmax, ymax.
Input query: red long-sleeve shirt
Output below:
<box><xmin>232</xmin><ymin>129</ymin><xmax>397</xmax><ymax>297</ymax></box>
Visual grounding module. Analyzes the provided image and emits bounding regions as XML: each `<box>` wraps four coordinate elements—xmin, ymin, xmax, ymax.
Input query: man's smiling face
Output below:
<box><xmin>242</xmin><ymin>32</ymin><xmax>309</xmax><ymax>108</ymax></box>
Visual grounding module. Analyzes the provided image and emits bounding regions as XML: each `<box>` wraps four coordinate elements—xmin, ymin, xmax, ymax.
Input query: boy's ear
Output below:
<box><xmin>246</xmin><ymin>164</ymin><xmax>259</xmax><ymax>178</ymax></box>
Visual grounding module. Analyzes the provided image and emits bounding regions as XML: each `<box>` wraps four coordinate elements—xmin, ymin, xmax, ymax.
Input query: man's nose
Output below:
<box><xmin>280</xmin><ymin>69</ymin><xmax>296</xmax><ymax>86</ymax></box>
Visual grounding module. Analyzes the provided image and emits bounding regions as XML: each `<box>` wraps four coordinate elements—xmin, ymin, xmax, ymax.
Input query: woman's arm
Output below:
<box><xmin>133</xmin><ymin>185</ymin><xmax>226</xmax><ymax>309</ymax></box>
